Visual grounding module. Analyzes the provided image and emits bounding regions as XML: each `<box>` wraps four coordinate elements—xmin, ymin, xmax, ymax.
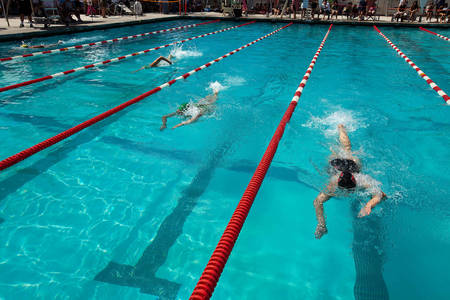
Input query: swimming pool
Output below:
<box><xmin>0</xmin><ymin>20</ymin><xmax>449</xmax><ymax>299</ymax></box>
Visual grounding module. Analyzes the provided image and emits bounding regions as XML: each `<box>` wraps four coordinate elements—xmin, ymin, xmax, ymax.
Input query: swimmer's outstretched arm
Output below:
<box><xmin>172</xmin><ymin>113</ymin><xmax>202</xmax><ymax>129</ymax></box>
<box><xmin>160</xmin><ymin>112</ymin><xmax>177</xmax><ymax>131</ymax></box>
<box><xmin>313</xmin><ymin>178</ymin><xmax>337</xmax><ymax>239</ymax></box>
<box><xmin>358</xmin><ymin>191</ymin><xmax>387</xmax><ymax>217</ymax></box>
<box><xmin>200</xmin><ymin>91</ymin><xmax>219</xmax><ymax>104</ymax></box>
<box><xmin>150</xmin><ymin>56</ymin><xmax>173</xmax><ymax>68</ymax></box>
<box><xmin>338</xmin><ymin>124</ymin><xmax>352</xmax><ymax>152</ymax></box>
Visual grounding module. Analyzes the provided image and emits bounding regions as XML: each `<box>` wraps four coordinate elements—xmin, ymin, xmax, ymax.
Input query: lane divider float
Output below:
<box><xmin>0</xmin><ymin>23</ymin><xmax>292</xmax><ymax>171</ymax></box>
<box><xmin>419</xmin><ymin>27</ymin><xmax>450</xmax><ymax>42</ymax></box>
<box><xmin>0</xmin><ymin>21</ymin><xmax>255</xmax><ymax>93</ymax></box>
<box><xmin>189</xmin><ymin>24</ymin><xmax>333</xmax><ymax>300</ymax></box>
<box><xmin>0</xmin><ymin>20</ymin><xmax>220</xmax><ymax>62</ymax></box>
<box><xmin>374</xmin><ymin>26</ymin><xmax>449</xmax><ymax>105</ymax></box>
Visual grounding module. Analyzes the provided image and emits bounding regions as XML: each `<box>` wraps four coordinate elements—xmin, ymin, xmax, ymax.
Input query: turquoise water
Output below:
<box><xmin>0</xmin><ymin>20</ymin><xmax>449</xmax><ymax>299</ymax></box>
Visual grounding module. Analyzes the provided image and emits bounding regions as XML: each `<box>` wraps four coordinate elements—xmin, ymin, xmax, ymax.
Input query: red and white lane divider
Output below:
<box><xmin>189</xmin><ymin>24</ymin><xmax>333</xmax><ymax>300</ymax></box>
<box><xmin>0</xmin><ymin>23</ymin><xmax>292</xmax><ymax>171</ymax></box>
<box><xmin>0</xmin><ymin>21</ymin><xmax>254</xmax><ymax>93</ymax></box>
<box><xmin>374</xmin><ymin>26</ymin><xmax>449</xmax><ymax>105</ymax></box>
<box><xmin>419</xmin><ymin>27</ymin><xmax>450</xmax><ymax>42</ymax></box>
<box><xmin>0</xmin><ymin>20</ymin><xmax>220</xmax><ymax>63</ymax></box>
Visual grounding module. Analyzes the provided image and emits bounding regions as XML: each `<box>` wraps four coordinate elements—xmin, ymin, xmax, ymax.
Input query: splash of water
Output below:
<box><xmin>170</xmin><ymin>44</ymin><xmax>202</xmax><ymax>59</ymax></box>
<box><xmin>302</xmin><ymin>109</ymin><xmax>367</xmax><ymax>137</ymax></box>
<box><xmin>207</xmin><ymin>81</ymin><xmax>226</xmax><ymax>93</ymax></box>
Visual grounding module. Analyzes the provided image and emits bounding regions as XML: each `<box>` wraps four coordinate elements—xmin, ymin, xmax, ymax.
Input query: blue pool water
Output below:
<box><xmin>0</xmin><ymin>20</ymin><xmax>449</xmax><ymax>299</ymax></box>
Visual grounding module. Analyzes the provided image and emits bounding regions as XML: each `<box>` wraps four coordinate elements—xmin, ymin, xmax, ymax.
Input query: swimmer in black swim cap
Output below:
<box><xmin>313</xmin><ymin>124</ymin><xmax>386</xmax><ymax>239</ymax></box>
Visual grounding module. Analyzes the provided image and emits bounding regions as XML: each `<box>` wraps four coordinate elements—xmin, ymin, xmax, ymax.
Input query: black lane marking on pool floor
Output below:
<box><xmin>351</xmin><ymin>201</ymin><xmax>389</xmax><ymax>300</ymax></box>
<box><xmin>94</xmin><ymin>137</ymin><xmax>234</xmax><ymax>299</ymax></box>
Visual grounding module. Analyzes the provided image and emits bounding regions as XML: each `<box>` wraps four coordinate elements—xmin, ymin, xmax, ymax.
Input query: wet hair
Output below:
<box><xmin>338</xmin><ymin>171</ymin><xmax>356</xmax><ymax>189</ymax></box>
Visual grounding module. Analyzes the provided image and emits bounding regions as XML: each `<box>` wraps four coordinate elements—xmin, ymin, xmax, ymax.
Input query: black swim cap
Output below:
<box><xmin>338</xmin><ymin>171</ymin><xmax>356</xmax><ymax>189</ymax></box>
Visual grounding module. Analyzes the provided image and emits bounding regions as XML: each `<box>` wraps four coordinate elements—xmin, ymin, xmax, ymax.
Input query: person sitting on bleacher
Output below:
<box><xmin>408</xmin><ymin>0</ymin><xmax>419</xmax><ymax>21</ymax></box>
<box><xmin>439</xmin><ymin>3</ymin><xmax>448</xmax><ymax>23</ymax></box>
<box><xmin>392</xmin><ymin>1</ymin><xmax>407</xmax><ymax>22</ymax></box>
<box><xmin>366</xmin><ymin>0</ymin><xmax>376</xmax><ymax>18</ymax></box>
<box><xmin>343</xmin><ymin>1</ymin><xmax>352</xmax><ymax>19</ymax></box>
<box><xmin>330</xmin><ymin>0</ymin><xmax>339</xmax><ymax>19</ymax></box>
<box><xmin>358</xmin><ymin>0</ymin><xmax>366</xmax><ymax>20</ymax></box>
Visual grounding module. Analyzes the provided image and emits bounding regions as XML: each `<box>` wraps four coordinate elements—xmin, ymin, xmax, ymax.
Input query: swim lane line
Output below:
<box><xmin>189</xmin><ymin>24</ymin><xmax>333</xmax><ymax>300</ymax></box>
<box><xmin>0</xmin><ymin>23</ymin><xmax>292</xmax><ymax>172</ymax></box>
<box><xmin>0</xmin><ymin>20</ymin><xmax>220</xmax><ymax>62</ymax></box>
<box><xmin>374</xmin><ymin>26</ymin><xmax>449</xmax><ymax>105</ymax></box>
<box><xmin>419</xmin><ymin>27</ymin><xmax>450</xmax><ymax>42</ymax></box>
<box><xmin>0</xmin><ymin>21</ymin><xmax>254</xmax><ymax>93</ymax></box>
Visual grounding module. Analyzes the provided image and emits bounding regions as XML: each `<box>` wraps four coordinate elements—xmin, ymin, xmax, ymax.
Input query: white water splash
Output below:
<box><xmin>207</xmin><ymin>81</ymin><xmax>226</xmax><ymax>93</ymax></box>
<box><xmin>183</xmin><ymin>101</ymin><xmax>203</xmax><ymax>118</ymax></box>
<box><xmin>302</xmin><ymin>109</ymin><xmax>367</xmax><ymax>137</ymax></box>
<box><xmin>170</xmin><ymin>44</ymin><xmax>202</xmax><ymax>59</ymax></box>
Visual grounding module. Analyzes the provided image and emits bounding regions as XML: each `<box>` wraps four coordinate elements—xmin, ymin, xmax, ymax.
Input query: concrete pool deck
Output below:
<box><xmin>0</xmin><ymin>12</ymin><xmax>449</xmax><ymax>42</ymax></box>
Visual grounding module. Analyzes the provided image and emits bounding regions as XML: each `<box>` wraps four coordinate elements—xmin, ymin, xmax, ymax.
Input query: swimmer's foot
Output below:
<box><xmin>314</xmin><ymin>224</ymin><xmax>328</xmax><ymax>239</ymax></box>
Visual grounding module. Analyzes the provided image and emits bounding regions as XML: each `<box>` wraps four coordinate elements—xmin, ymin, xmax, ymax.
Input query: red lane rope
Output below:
<box><xmin>0</xmin><ymin>20</ymin><xmax>220</xmax><ymax>62</ymax></box>
<box><xmin>0</xmin><ymin>22</ymin><xmax>255</xmax><ymax>93</ymax></box>
<box><xmin>0</xmin><ymin>23</ymin><xmax>292</xmax><ymax>172</ymax></box>
<box><xmin>419</xmin><ymin>27</ymin><xmax>450</xmax><ymax>42</ymax></box>
<box><xmin>189</xmin><ymin>24</ymin><xmax>333</xmax><ymax>300</ymax></box>
<box><xmin>374</xmin><ymin>26</ymin><xmax>449</xmax><ymax>104</ymax></box>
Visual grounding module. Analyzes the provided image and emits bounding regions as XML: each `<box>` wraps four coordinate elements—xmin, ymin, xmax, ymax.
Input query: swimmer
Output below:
<box><xmin>313</xmin><ymin>124</ymin><xmax>387</xmax><ymax>239</ymax></box>
<box><xmin>160</xmin><ymin>90</ymin><xmax>219</xmax><ymax>130</ymax></box>
<box><xmin>21</xmin><ymin>40</ymin><xmax>63</xmax><ymax>49</ymax></box>
<box><xmin>133</xmin><ymin>54</ymin><xmax>173</xmax><ymax>73</ymax></box>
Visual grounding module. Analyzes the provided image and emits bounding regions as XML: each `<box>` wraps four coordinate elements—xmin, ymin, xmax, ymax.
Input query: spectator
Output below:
<box><xmin>99</xmin><ymin>0</ymin><xmax>106</xmax><ymax>17</ymax></box>
<box><xmin>425</xmin><ymin>0</ymin><xmax>434</xmax><ymax>22</ymax></box>
<box><xmin>311</xmin><ymin>0</ymin><xmax>318</xmax><ymax>19</ymax></box>
<box><xmin>351</xmin><ymin>3</ymin><xmax>358</xmax><ymax>19</ymax></box>
<box><xmin>330</xmin><ymin>0</ymin><xmax>339</xmax><ymax>19</ymax></box>
<box><xmin>17</xmin><ymin>0</ymin><xmax>33</xmax><ymax>27</ymax></box>
<box><xmin>367</xmin><ymin>0</ymin><xmax>377</xmax><ymax>18</ymax></box>
<box><xmin>439</xmin><ymin>3</ymin><xmax>448</xmax><ymax>23</ymax></box>
<box><xmin>292</xmin><ymin>0</ymin><xmax>299</xmax><ymax>18</ymax></box>
<box><xmin>322</xmin><ymin>0</ymin><xmax>331</xmax><ymax>19</ymax></box>
<box><xmin>358</xmin><ymin>0</ymin><xmax>366</xmax><ymax>20</ymax></box>
<box><xmin>71</xmin><ymin>0</ymin><xmax>82</xmax><ymax>21</ymax></box>
<box><xmin>86</xmin><ymin>0</ymin><xmax>96</xmax><ymax>16</ymax></box>
<box><xmin>343</xmin><ymin>1</ymin><xmax>352</xmax><ymax>19</ymax></box>
<box><xmin>408</xmin><ymin>0</ymin><xmax>419</xmax><ymax>21</ymax></box>
<box><xmin>392</xmin><ymin>0</ymin><xmax>407</xmax><ymax>21</ymax></box>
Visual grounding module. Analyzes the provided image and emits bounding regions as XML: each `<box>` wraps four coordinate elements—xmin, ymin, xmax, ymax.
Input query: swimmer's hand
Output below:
<box><xmin>358</xmin><ymin>205</ymin><xmax>372</xmax><ymax>218</ymax></box>
<box><xmin>160</xmin><ymin>124</ymin><xmax>166</xmax><ymax>131</ymax></box>
<box><xmin>314</xmin><ymin>224</ymin><xmax>328</xmax><ymax>239</ymax></box>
